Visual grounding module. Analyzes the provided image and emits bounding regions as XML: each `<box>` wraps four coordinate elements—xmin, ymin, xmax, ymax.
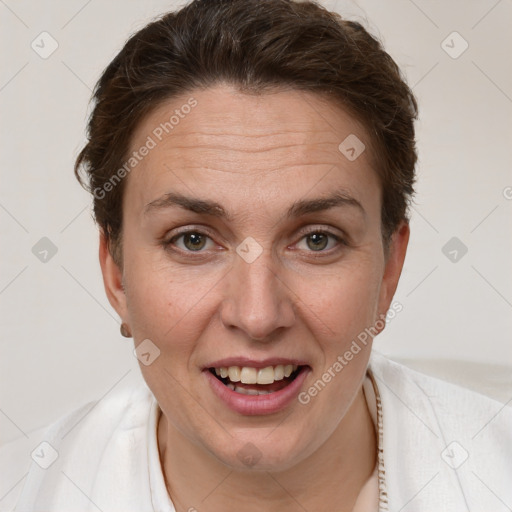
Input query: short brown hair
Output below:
<box><xmin>75</xmin><ymin>0</ymin><xmax>418</xmax><ymax>262</ymax></box>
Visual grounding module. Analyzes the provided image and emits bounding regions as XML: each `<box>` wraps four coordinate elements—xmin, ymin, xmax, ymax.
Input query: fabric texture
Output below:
<box><xmin>7</xmin><ymin>351</ymin><xmax>512</xmax><ymax>512</ymax></box>
<box><xmin>351</xmin><ymin>375</ymin><xmax>380</xmax><ymax>512</ymax></box>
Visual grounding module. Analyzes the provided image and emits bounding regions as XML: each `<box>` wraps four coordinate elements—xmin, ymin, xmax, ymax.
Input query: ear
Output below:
<box><xmin>99</xmin><ymin>230</ymin><xmax>128</xmax><ymax>322</ymax></box>
<box><xmin>377</xmin><ymin>221</ymin><xmax>410</xmax><ymax>320</ymax></box>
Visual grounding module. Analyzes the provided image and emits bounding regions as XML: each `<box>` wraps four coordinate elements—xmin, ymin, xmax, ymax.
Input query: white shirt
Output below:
<box><xmin>4</xmin><ymin>351</ymin><xmax>512</xmax><ymax>511</ymax></box>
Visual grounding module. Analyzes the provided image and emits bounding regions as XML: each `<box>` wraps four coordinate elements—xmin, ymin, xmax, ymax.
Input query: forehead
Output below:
<box><xmin>124</xmin><ymin>84</ymin><xmax>380</xmax><ymax>219</ymax></box>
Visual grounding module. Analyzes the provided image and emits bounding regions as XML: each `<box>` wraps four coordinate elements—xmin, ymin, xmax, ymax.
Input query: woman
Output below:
<box><xmin>12</xmin><ymin>0</ymin><xmax>512</xmax><ymax>510</ymax></box>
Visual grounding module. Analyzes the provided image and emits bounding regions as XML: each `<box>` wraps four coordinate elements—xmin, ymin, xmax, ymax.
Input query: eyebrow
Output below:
<box><xmin>144</xmin><ymin>189</ymin><xmax>365</xmax><ymax>220</ymax></box>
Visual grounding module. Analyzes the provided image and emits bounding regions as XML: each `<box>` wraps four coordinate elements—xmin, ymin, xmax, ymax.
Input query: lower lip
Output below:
<box><xmin>203</xmin><ymin>367</ymin><xmax>310</xmax><ymax>416</ymax></box>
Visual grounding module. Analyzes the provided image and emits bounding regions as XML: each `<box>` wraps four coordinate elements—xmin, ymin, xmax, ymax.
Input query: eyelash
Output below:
<box><xmin>163</xmin><ymin>226</ymin><xmax>346</xmax><ymax>257</ymax></box>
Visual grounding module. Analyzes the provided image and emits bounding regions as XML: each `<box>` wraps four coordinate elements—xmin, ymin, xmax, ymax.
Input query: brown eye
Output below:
<box><xmin>296</xmin><ymin>230</ymin><xmax>342</xmax><ymax>253</ymax></box>
<box><xmin>182</xmin><ymin>232</ymin><xmax>207</xmax><ymax>251</ymax></box>
<box><xmin>167</xmin><ymin>231</ymin><xmax>213</xmax><ymax>252</ymax></box>
<box><xmin>306</xmin><ymin>232</ymin><xmax>329</xmax><ymax>251</ymax></box>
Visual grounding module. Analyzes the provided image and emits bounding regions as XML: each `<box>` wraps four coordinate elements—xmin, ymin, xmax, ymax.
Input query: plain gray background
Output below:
<box><xmin>1</xmin><ymin>0</ymin><xmax>511</xmax><ymax>450</ymax></box>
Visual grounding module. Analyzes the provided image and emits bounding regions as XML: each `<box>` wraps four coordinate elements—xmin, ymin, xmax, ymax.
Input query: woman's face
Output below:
<box><xmin>100</xmin><ymin>84</ymin><xmax>408</xmax><ymax>470</ymax></box>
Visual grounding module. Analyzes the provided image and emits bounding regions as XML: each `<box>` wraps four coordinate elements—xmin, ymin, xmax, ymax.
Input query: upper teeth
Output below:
<box><xmin>215</xmin><ymin>365</ymin><xmax>298</xmax><ymax>385</ymax></box>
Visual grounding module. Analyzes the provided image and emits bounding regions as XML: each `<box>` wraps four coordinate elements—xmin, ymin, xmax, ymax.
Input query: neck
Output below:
<box><xmin>158</xmin><ymin>386</ymin><xmax>376</xmax><ymax>512</ymax></box>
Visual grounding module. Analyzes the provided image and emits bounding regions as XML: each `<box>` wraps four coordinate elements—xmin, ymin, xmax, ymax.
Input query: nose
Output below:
<box><xmin>220</xmin><ymin>249</ymin><xmax>296</xmax><ymax>342</ymax></box>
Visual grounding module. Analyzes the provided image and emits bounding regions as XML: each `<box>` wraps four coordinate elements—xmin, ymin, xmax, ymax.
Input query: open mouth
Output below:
<box><xmin>208</xmin><ymin>365</ymin><xmax>305</xmax><ymax>395</ymax></box>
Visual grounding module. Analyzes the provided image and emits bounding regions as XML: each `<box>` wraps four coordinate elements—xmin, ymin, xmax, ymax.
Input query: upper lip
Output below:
<box><xmin>204</xmin><ymin>357</ymin><xmax>310</xmax><ymax>369</ymax></box>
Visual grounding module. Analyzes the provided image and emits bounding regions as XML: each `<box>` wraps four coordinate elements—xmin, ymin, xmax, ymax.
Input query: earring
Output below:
<box><xmin>120</xmin><ymin>322</ymin><xmax>132</xmax><ymax>338</ymax></box>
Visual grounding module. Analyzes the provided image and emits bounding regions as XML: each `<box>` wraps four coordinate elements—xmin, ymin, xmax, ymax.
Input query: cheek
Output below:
<box><xmin>296</xmin><ymin>268</ymin><xmax>378</xmax><ymax>424</ymax></box>
<box><xmin>122</xmin><ymin>239</ymin><xmax>218</xmax><ymax>339</ymax></box>
<box><xmin>292</xmin><ymin>261</ymin><xmax>383</xmax><ymax>345</ymax></box>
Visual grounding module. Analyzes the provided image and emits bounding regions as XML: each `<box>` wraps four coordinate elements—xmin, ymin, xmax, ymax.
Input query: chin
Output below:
<box><xmin>210</xmin><ymin>431</ymin><xmax>314</xmax><ymax>473</ymax></box>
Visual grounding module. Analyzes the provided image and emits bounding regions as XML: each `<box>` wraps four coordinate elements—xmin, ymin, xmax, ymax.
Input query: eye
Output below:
<box><xmin>164</xmin><ymin>227</ymin><xmax>344</xmax><ymax>256</ymax></box>
<box><xmin>166</xmin><ymin>230</ymin><xmax>215</xmax><ymax>252</ymax></box>
<box><xmin>295</xmin><ymin>229</ymin><xmax>343</xmax><ymax>252</ymax></box>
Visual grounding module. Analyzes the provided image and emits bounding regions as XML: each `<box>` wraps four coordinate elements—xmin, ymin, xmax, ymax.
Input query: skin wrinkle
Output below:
<box><xmin>99</xmin><ymin>84</ymin><xmax>409</xmax><ymax>512</ymax></box>
<box><xmin>161</xmin><ymin>162</ymin><xmax>341</xmax><ymax>175</ymax></box>
<box><xmin>155</xmin><ymin>143</ymin><xmax>328</xmax><ymax>153</ymax></box>
<box><xmin>142</xmin><ymin>144</ymin><xmax>343</xmax><ymax>172</ymax></box>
